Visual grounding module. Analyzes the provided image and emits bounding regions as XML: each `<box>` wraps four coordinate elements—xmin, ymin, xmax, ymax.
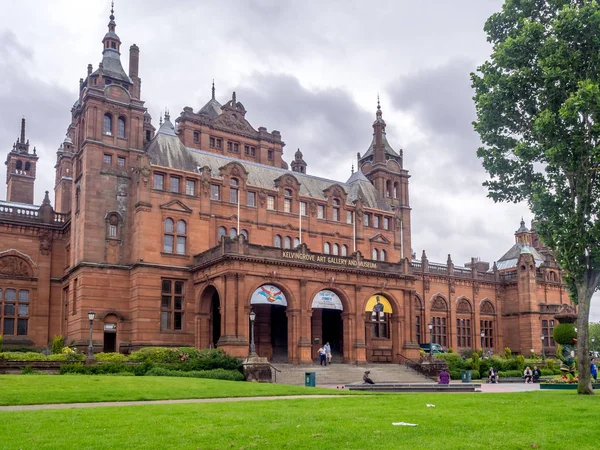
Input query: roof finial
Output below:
<box><xmin>212</xmin><ymin>79</ymin><xmax>215</xmax><ymax>100</ymax></box>
<box><xmin>110</xmin><ymin>1</ymin><xmax>115</xmax><ymax>20</ymax></box>
<box><xmin>164</xmin><ymin>107</ymin><xmax>170</xmax><ymax>121</ymax></box>
<box><xmin>232</xmin><ymin>91</ymin><xmax>236</xmax><ymax>105</ymax></box>
<box><xmin>377</xmin><ymin>94</ymin><xmax>380</xmax><ymax>110</ymax></box>
<box><xmin>159</xmin><ymin>113</ymin><xmax>163</xmax><ymax>126</ymax></box>
<box><xmin>20</xmin><ymin>117</ymin><xmax>26</xmax><ymax>145</ymax></box>
<box><xmin>351</xmin><ymin>164</ymin><xmax>354</xmax><ymax>174</ymax></box>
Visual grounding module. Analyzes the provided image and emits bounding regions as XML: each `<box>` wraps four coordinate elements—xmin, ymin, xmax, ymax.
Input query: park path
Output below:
<box><xmin>0</xmin><ymin>395</ymin><xmax>349</xmax><ymax>412</ymax></box>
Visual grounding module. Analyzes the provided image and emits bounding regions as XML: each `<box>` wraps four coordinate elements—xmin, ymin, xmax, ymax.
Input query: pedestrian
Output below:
<box><xmin>363</xmin><ymin>370</ymin><xmax>375</xmax><ymax>384</ymax></box>
<box><xmin>324</xmin><ymin>342</ymin><xmax>332</xmax><ymax>365</ymax></box>
<box><xmin>591</xmin><ymin>358</ymin><xmax>598</xmax><ymax>382</ymax></box>
<box><xmin>318</xmin><ymin>346</ymin><xmax>327</xmax><ymax>366</ymax></box>
<box><xmin>438</xmin><ymin>369</ymin><xmax>450</xmax><ymax>385</ymax></box>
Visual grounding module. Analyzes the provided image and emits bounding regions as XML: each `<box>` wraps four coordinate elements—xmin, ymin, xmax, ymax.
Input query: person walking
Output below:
<box><xmin>318</xmin><ymin>346</ymin><xmax>327</xmax><ymax>366</ymax></box>
<box><xmin>591</xmin><ymin>358</ymin><xmax>598</xmax><ymax>382</ymax></box>
<box><xmin>324</xmin><ymin>342</ymin><xmax>332</xmax><ymax>365</ymax></box>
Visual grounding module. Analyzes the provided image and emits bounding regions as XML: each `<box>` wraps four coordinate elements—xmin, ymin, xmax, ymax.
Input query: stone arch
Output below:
<box><xmin>362</xmin><ymin>291</ymin><xmax>401</xmax><ymax>315</ymax></box>
<box><xmin>455</xmin><ymin>296</ymin><xmax>473</xmax><ymax>313</ymax></box>
<box><xmin>430</xmin><ymin>293</ymin><xmax>449</xmax><ymax>311</ymax></box>
<box><xmin>245</xmin><ymin>280</ymin><xmax>297</xmax><ymax>310</ymax></box>
<box><xmin>414</xmin><ymin>293</ymin><xmax>424</xmax><ymax>310</ymax></box>
<box><xmin>479</xmin><ymin>298</ymin><xmax>496</xmax><ymax>315</ymax></box>
<box><xmin>197</xmin><ymin>282</ymin><xmax>223</xmax><ymax>314</ymax></box>
<box><xmin>0</xmin><ymin>249</ymin><xmax>38</xmax><ymax>278</ymax></box>
<box><xmin>307</xmin><ymin>285</ymin><xmax>352</xmax><ymax>314</ymax></box>
<box><xmin>97</xmin><ymin>310</ymin><xmax>125</xmax><ymax>322</ymax></box>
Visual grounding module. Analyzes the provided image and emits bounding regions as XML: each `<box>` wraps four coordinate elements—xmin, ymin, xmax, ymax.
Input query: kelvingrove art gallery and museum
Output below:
<box><xmin>0</xmin><ymin>9</ymin><xmax>572</xmax><ymax>364</ymax></box>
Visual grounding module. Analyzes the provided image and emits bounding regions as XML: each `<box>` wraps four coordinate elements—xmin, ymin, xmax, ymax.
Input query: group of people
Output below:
<box><xmin>523</xmin><ymin>366</ymin><xmax>542</xmax><ymax>383</ymax></box>
<box><xmin>317</xmin><ymin>343</ymin><xmax>332</xmax><ymax>366</ymax></box>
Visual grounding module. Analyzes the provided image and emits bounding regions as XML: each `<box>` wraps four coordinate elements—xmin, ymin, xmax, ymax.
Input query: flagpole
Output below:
<box><xmin>237</xmin><ymin>192</ymin><xmax>240</xmax><ymax>235</ymax></box>
<box><xmin>299</xmin><ymin>206</ymin><xmax>302</xmax><ymax>245</ymax></box>
<box><xmin>353</xmin><ymin>211</ymin><xmax>356</xmax><ymax>253</ymax></box>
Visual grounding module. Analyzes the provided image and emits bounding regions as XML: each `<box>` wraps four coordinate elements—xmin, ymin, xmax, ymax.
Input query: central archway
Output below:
<box><xmin>198</xmin><ymin>285</ymin><xmax>221</xmax><ymax>349</ymax></box>
<box><xmin>311</xmin><ymin>290</ymin><xmax>344</xmax><ymax>363</ymax></box>
<box><xmin>250</xmin><ymin>284</ymin><xmax>288</xmax><ymax>362</ymax></box>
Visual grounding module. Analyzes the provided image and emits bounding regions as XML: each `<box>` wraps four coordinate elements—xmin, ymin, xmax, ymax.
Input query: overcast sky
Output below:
<box><xmin>1</xmin><ymin>1</ymin><xmax>597</xmax><ymax>318</ymax></box>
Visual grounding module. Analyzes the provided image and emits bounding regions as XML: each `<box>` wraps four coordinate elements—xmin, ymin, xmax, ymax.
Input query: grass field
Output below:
<box><xmin>1</xmin><ymin>390</ymin><xmax>600</xmax><ymax>449</ymax></box>
<box><xmin>0</xmin><ymin>375</ymin><xmax>353</xmax><ymax>406</ymax></box>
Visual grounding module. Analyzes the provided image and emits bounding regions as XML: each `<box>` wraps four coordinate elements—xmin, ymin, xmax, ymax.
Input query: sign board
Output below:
<box><xmin>103</xmin><ymin>323</ymin><xmax>117</xmax><ymax>332</ymax></box>
<box><xmin>311</xmin><ymin>290</ymin><xmax>343</xmax><ymax>310</ymax></box>
<box><xmin>365</xmin><ymin>294</ymin><xmax>393</xmax><ymax>313</ymax></box>
<box><xmin>281</xmin><ymin>250</ymin><xmax>378</xmax><ymax>269</ymax></box>
<box><xmin>250</xmin><ymin>284</ymin><xmax>287</xmax><ymax>306</ymax></box>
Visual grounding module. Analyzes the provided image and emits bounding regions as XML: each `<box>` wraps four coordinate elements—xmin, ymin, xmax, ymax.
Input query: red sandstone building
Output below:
<box><xmin>0</xmin><ymin>9</ymin><xmax>571</xmax><ymax>362</ymax></box>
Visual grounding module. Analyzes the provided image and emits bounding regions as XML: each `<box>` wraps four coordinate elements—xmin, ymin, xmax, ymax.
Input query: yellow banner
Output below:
<box><xmin>365</xmin><ymin>295</ymin><xmax>392</xmax><ymax>313</ymax></box>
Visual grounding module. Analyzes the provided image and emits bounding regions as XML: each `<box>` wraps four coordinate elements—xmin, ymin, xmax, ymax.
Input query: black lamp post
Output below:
<box><xmin>428</xmin><ymin>322</ymin><xmax>433</xmax><ymax>357</ymax></box>
<box><xmin>592</xmin><ymin>337</ymin><xmax>596</xmax><ymax>355</ymax></box>
<box><xmin>541</xmin><ymin>334</ymin><xmax>546</xmax><ymax>360</ymax></box>
<box><xmin>249</xmin><ymin>309</ymin><xmax>257</xmax><ymax>357</ymax></box>
<box><xmin>480</xmin><ymin>330</ymin><xmax>485</xmax><ymax>358</ymax></box>
<box><xmin>87</xmin><ymin>310</ymin><xmax>95</xmax><ymax>361</ymax></box>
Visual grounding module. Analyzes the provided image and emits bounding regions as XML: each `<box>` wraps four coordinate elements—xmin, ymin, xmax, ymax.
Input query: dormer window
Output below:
<box><xmin>333</xmin><ymin>199</ymin><xmax>340</xmax><ymax>222</ymax></box>
<box><xmin>284</xmin><ymin>189</ymin><xmax>292</xmax><ymax>213</ymax></box>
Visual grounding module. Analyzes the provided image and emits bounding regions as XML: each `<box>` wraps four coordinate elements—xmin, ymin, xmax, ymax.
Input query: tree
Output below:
<box><xmin>472</xmin><ymin>0</ymin><xmax>600</xmax><ymax>394</ymax></box>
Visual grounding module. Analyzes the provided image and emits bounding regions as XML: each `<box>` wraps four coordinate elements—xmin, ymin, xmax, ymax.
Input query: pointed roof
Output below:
<box><xmin>198</xmin><ymin>80</ymin><xmax>223</xmax><ymax>118</ymax></box>
<box><xmin>516</xmin><ymin>218</ymin><xmax>529</xmax><ymax>233</ymax></box>
<box><xmin>156</xmin><ymin>111</ymin><xmax>177</xmax><ymax>137</ymax></box>
<box><xmin>496</xmin><ymin>242</ymin><xmax>545</xmax><ymax>270</ymax></box>
<box><xmin>360</xmin><ymin>99</ymin><xmax>400</xmax><ymax>160</ymax></box>
<box><xmin>96</xmin><ymin>3</ymin><xmax>131</xmax><ymax>84</ymax></box>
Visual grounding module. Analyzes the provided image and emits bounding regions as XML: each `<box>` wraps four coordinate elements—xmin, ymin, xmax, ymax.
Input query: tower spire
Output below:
<box><xmin>212</xmin><ymin>79</ymin><xmax>215</xmax><ymax>100</ymax></box>
<box><xmin>20</xmin><ymin>117</ymin><xmax>26</xmax><ymax>145</ymax></box>
<box><xmin>108</xmin><ymin>1</ymin><xmax>116</xmax><ymax>32</ymax></box>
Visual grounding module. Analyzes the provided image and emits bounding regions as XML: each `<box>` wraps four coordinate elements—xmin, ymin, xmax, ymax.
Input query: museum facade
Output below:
<box><xmin>0</xmin><ymin>8</ymin><xmax>571</xmax><ymax>363</ymax></box>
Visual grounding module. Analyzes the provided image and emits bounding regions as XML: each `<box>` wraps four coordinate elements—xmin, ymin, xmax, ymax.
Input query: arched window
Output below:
<box><xmin>386</xmin><ymin>180</ymin><xmax>392</xmax><ymax>197</ymax></box>
<box><xmin>117</xmin><ymin>117</ymin><xmax>126</xmax><ymax>139</ymax></box>
<box><xmin>372</xmin><ymin>248</ymin><xmax>379</xmax><ymax>260</ymax></box>
<box><xmin>163</xmin><ymin>218</ymin><xmax>187</xmax><ymax>255</ymax></box>
<box><xmin>176</xmin><ymin>220</ymin><xmax>187</xmax><ymax>254</ymax></box>
<box><xmin>380</xmin><ymin>249</ymin><xmax>386</xmax><ymax>261</ymax></box>
<box><xmin>324</xmin><ymin>242</ymin><xmax>330</xmax><ymax>254</ymax></box>
<box><xmin>393</xmin><ymin>182</ymin><xmax>399</xmax><ymax>199</ymax></box>
<box><xmin>241</xmin><ymin>229</ymin><xmax>249</xmax><ymax>240</ymax></box>
<box><xmin>341</xmin><ymin>244</ymin><xmax>348</xmax><ymax>257</ymax></box>
<box><xmin>284</xmin><ymin>189</ymin><xmax>292</xmax><ymax>213</ymax></box>
<box><xmin>106</xmin><ymin>213</ymin><xmax>120</xmax><ymax>239</ymax></box>
<box><xmin>103</xmin><ymin>113</ymin><xmax>113</xmax><ymax>135</ymax></box>
<box><xmin>24</xmin><ymin>162</ymin><xmax>30</xmax><ymax>171</ymax></box>
<box><xmin>163</xmin><ymin>218</ymin><xmax>174</xmax><ymax>253</ymax></box>
<box><xmin>274</xmin><ymin>235</ymin><xmax>282</xmax><ymax>248</ymax></box>
<box><xmin>229</xmin><ymin>228</ymin><xmax>237</xmax><ymax>238</ymax></box>
<box><xmin>293</xmin><ymin>237</ymin><xmax>300</xmax><ymax>248</ymax></box>
<box><xmin>16</xmin><ymin>160</ymin><xmax>22</xmax><ymax>170</ymax></box>
<box><xmin>230</xmin><ymin>178</ymin><xmax>239</xmax><ymax>204</ymax></box>
<box><xmin>218</xmin><ymin>226</ymin><xmax>227</xmax><ymax>241</ymax></box>
<box><xmin>332</xmin><ymin>199</ymin><xmax>340</xmax><ymax>222</ymax></box>
<box><xmin>333</xmin><ymin>244</ymin><xmax>339</xmax><ymax>255</ymax></box>
<box><xmin>283</xmin><ymin>236</ymin><xmax>292</xmax><ymax>249</ymax></box>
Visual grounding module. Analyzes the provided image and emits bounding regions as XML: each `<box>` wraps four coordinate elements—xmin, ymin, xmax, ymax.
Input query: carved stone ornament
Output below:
<box><xmin>214</xmin><ymin>113</ymin><xmax>255</xmax><ymax>134</ymax></box>
<box><xmin>480</xmin><ymin>301</ymin><xmax>495</xmax><ymax>315</ymax></box>
<box><xmin>132</xmin><ymin>164</ymin><xmax>152</xmax><ymax>186</ymax></box>
<box><xmin>285</xmin><ymin>177</ymin><xmax>293</xmax><ymax>186</ymax></box>
<box><xmin>456</xmin><ymin>299</ymin><xmax>472</xmax><ymax>314</ymax></box>
<box><xmin>309</xmin><ymin>200</ymin><xmax>317</xmax><ymax>217</ymax></box>
<box><xmin>355</xmin><ymin>208</ymin><xmax>364</xmax><ymax>220</ymax></box>
<box><xmin>423</xmin><ymin>279</ymin><xmax>431</xmax><ymax>292</ymax></box>
<box><xmin>201</xmin><ymin>179</ymin><xmax>210</xmax><ymax>197</ymax></box>
<box><xmin>328</xmin><ymin>276</ymin><xmax>336</xmax><ymax>288</ymax></box>
<box><xmin>380</xmin><ymin>279</ymin><xmax>388</xmax><ymax>291</ymax></box>
<box><xmin>449</xmin><ymin>279</ymin><xmax>456</xmax><ymax>294</ymax></box>
<box><xmin>473</xmin><ymin>283</ymin><xmax>480</xmax><ymax>296</ymax></box>
<box><xmin>431</xmin><ymin>295</ymin><xmax>447</xmax><ymax>311</ymax></box>
<box><xmin>258</xmin><ymin>189</ymin><xmax>267</xmax><ymax>206</ymax></box>
<box><xmin>39</xmin><ymin>230</ymin><xmax>53</xmax><ymax>256</ymax></box>
<box><xmin>0</xmin><ymin>256</ymin><xmax>32</xmax><ymax>277</ymax></box>
<box><xmin>231</xmin><ymin>166</ymin><xmax>240</xmax><ymax>177</ymax></box>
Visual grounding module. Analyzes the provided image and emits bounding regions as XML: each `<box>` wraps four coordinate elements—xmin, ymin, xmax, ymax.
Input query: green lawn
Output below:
<box><xmin>0</xmin><ymin>375</ymin><xmax>353</xmax><ymax>406</ymax></box>
<box><xmin>1</xmin><ymin>391</ymin><xmax>599</xmax><ymax>449</ymax></box>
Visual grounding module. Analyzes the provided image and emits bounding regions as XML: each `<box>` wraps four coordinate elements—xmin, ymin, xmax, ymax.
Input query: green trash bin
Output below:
<box><xmin>305</xmin><ymin>372</ymin><xmax>316</xmax><ymax>387</ymax></box>
<box><xmin>461</xmin><ymin>370</ymin><xmax>472</xmax><ymax>383</ymax></box>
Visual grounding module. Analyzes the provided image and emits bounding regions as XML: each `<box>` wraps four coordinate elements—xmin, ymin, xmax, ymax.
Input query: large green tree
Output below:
<box><xmin>472</xmin><ymin>0</ymin><xmax>600</xmax><ymax>394</ymax></box>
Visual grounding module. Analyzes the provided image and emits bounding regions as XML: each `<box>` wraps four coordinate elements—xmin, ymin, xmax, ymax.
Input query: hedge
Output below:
<box><xmin>0</xmin><ymin>352</ymin><xmax>85</xmax><ymax>362</ymax></box>
<box><xmin>145</xmin><ymin>367</ymin><xmax>245</xmax><ymax>381</ymax></box>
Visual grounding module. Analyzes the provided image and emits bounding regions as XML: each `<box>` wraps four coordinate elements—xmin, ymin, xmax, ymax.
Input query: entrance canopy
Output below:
<box><xmin>365</xmin><ymin>294</ymin><xmax>393</xmax><ymax>313</ymax></box>
<box><xmin>251</xmin><ymin>284</ymin><xmax>287</xmax><ymax>306</ymax></box>
<box><xmin>311</xmin><ymin>290</ymin><xmax>343</xmax><ymax>310</ymax></box>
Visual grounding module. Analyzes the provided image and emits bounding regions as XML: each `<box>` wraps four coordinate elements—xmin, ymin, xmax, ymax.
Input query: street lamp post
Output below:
<box><xmin>87</xmin><ymin>310</ymin><xmax>95</xmax><ymax>361</ymax></box>
<box><xmin>249</xmin><ymin>309</ymin><xmax>257</xmax><ymax>357</ymax></box>
<box><xmin>541</xmin><ymin>334</ymin><xmax>546</xmax><ymax>360</ymax></box>
<box><xmin>480</xmin><ymin>331</ymin><xmax>485</xmax><ymax>358</ymax></box>
<box><xmin>592</xmin><ymin>337</ymin><xmax>596</xmax><ymax>356</ymax></box>
<box><xmin>428</xmin><ymin>322</ymin><xmax>433</xmax><ymax>357</ymax></box>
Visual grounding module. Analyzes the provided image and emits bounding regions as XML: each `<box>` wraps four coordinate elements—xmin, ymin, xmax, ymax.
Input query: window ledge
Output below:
<box><xmin>160</xmin><ymin>252</ymin><xmax>190</xmax><ymax>259</ymax></box>
<box><xmin>159</xmin><ymin>330</ymin><xmax>186</xmax><ymax>334</ymax></box>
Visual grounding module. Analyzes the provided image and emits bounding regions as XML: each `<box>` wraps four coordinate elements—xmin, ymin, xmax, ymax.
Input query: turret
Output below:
<box><xmin>291</xmin><ymin>148</ymin><xmax>307</xmax><ymax>174</ymax></box>
<box><xmin>5</xmin><ymin>118</ymin><xmax>38</xmax><ymax>204</ymax></box>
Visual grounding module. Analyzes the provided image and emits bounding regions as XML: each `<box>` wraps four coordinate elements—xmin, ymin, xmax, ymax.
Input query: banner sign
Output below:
<box><xmin>311</xmin><ymin>290</ymin><xmax>343</xmax><ymax>310</ymax></box>
<box><xmin>250</xmin><ymin>284</ymin><xmax>287</xmax><ymax>306</ymax></box>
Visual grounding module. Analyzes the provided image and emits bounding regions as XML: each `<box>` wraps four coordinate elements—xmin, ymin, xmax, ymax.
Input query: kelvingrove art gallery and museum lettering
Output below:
<box><xmin>281</xmin><ymin>250</ymin><xmax>379</xmax><ymax>269</ymax></box>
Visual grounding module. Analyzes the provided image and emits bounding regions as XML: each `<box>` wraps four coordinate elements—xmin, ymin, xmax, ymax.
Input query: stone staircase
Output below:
<box><xmin>271</xmin><ymin>362</ymin><xmax>432</xmax><ymax>386</ymax></box>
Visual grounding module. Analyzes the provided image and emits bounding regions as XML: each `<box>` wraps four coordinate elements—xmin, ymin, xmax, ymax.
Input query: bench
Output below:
<box><xmin>492</xmin><ymin>377</ymin><xmax>551</xmax><ymax>384</ymax></box>
<box><xmin>347</xmin><ymin>383</ymin><xmax>481</xmax><ymax>393</ymax></box>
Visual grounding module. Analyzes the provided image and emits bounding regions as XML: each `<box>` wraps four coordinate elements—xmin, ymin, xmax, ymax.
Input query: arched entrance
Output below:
<box><xmin>199</xmin><ymin>285</ymin><xmax>221</xmax><ymax>349</ymax></box>
<box><xmin>103</xmin><ymin>315</ymin><xmax>118</xmax><ymax>353</ymax></box>
<box><xmin>250</xmin><ymin>284</ymin><xmax>288</xmax><ymax>362</ymax></box>
<box><xmin>311</xmin><ymin>290</ymin><xmax>344</xmax><ymax>363</ymax></box>
<box><xmin>364</xmin><ymin>294</ymin><xmax>394</xmax><ymax>363</ymax></box>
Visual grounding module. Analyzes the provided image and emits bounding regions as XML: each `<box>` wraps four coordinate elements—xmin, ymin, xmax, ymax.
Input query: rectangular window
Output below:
<box><xmin>373</xmin><ymin>215</ymin><xmax>380</xmax><ymax>228</ymax></box>
<box><xmin>117</xmin><ymin>157</ymin><xmax>126</xmax><ymax>167</ymax></box>
<box><xmin>456</xmin><ymin>318</ymin><xmax>472</xmax><ymax>347</ymax></box>
<box><xmin>364</xmin><ymin>213</ymin><xmax>370</xmax><ymax>227</ymax></box>
<box><xmin>161</xmin><ymin>280</ymin><xmax>184</xmax><ymax>331</ymax></box>
<box><xmin>0</xmin><ymin>288</ymin><xmax>29</xmax><ymax>336</ymax></box>
<box><xmin>210</xmin><ymin>137</ymin><xmax>216</xmax><ymax>148</ymax></box>
<box><xmin>227</xmin><ymin>142</ymin><xmax>233</xmax><ymax>152</ymax></box>
<box><xmin>481</xmin><ymin>320</ymin><xmax>494</xmax><ymax>349</ymax></box>
<box><xmin>186</xmin><ymin>180</ymin><xmax>195</xmax><ymax>196</ymax></box>
<box><xmin>230</xmin><ymin>188</ymin><xmax>239</xmax><ymax>204</ymax></box>
<box><xmin>267</xmin><ymin>195</ymin><xmax>275</xmax><ymax>210</ymax></box>
<box><xmin>176</xmin><ymin>236</ymin><xmax>186</xmax><ymax>255</ymax></box>
<box><xmin>244</xmin><ymin>145</ymin><xmax>250</xmax><ymax>155</ymax></box>
<box><xmin>432</xmin><ymin>316</ymin><xmax>447</xmax><ymax>348</ymax></box>
<box><xmin>247</xmin><ymin>191</ymin><xmax>256</xmax><ymax>207</ymax></box>
<box><xmin>163</xmin><ymin>235</ymin><xmax>174</xmax><ymax>253</ymax></box>
<box><xmin>318</xmin><ymin>205</ymin><xmax>324</xmax><ymax>219</ymax></box>
<box><xmin>333</xmin><ymin>208</ymin><xmax>339</xmax><ymax>222</ymax></box>
<box><xmin>542</xmin><ymin>320</ymin><xmax>555</xmax><ymax>347</ymax></box>
<box><xmin>415</xmin><ymin>316</ymin><xmax>421</xmax><ymax>344</ymax></box>
<box><xmin>108</xmin><ymin>224</ymin><xmax>117</xmax><ymax>238</ymax></box>
<box><xmin>300</xmin><ymin>201</ymin><xmax>307</xmax><ymax>216</ymax></box>
<box><xmin>233</xmin><ymin>143</ymin><xmax>239</xmax><ymax>153</ymax></box>
<box><xmin>211</xmin><ymin>184</ymin><xmax>220</xmax><ymax>200</ymax></box>
<box><xmin>103</xmin><ymin>154</ymin><xmax>112</xmax><ymax>165</ymax></box>
<box><xmin>347</xmin><ymin>211</ymin><xmax>353</xmax><ymax>224</ymax></box>
<box><xmin>216</xmin><ymin>138</ymin><xmax>222</xmax><ymax>149</ymax></box>
<box><xmin>170</xmin><ymin>177</ymin><xmax>180</xmax><ymax>193</ymax></box>
<box><xmin>193</xmin><ymin>132</ymin><xmax>200</xmax><ymax>144</ymax></box>
<box><xmin>268</xmin><ymin>149</ymin><xmax>274</xmax><ymax>160</ymax></box>
<box><xmin>284</xmin><ymin>198</ymin><xmax>291</xmax><ymax>213</ymax></box>
<box><xmin>153</xmin><ymin>173</ymin><xmax>164</xmax><ymax>190</ymax></box>
<box><xmin>250</xmin><ymin>147</ymin><xmax>256</xmax><ymax>157</ymax></box>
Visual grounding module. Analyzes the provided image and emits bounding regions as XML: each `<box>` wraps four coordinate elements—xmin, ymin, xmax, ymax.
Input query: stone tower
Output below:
<box><xmin>5</xmin><ymin>118</ymin><xmax>38</xmax><ymax>204</ymax></box>
<box><xmin>291</xmin><ymin>148</ymin><xmax>307</xmax><ymax>174</ymax></box>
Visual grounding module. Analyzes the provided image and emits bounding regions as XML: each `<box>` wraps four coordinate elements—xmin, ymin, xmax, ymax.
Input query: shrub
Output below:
<box><xmin>22</xmin><ymin>365</ymin><xmax>38</xmax><ymax>375</ymax></box>
<box><xmin>546</xmin><ymin>359</ymin><xmax>556</xmax><ymax>370</ymax></box>
<box><xmin>60</xmin><ymin>362</ymin><xmax>138</xmax><ymax>375</ymax></box>
<box><xmin>129</xmin><ymin>347</ymin><xmax>242</xmax><ymax>372</ymax></box>
<box><xmin>448</xmin><ymin>347</ymin><xmax>454</xmax><ymax>354</ymax></box>
<box><xmin>498</xmin><ymin>370</ymin><xmax>523</xmax><ymax>378</ymax></box>
<box><xmin>541</xmin><ymin>369</ymin><xmax>555</xmax><ymax>376</ymax></box>
<box><xmin>449</xmin><ymin>370</ymin><xmax>462</xmax><ymax>380</ymax></box>
<box><xmin>470</xmin><ymin>353</ymin><xmax>480</xmax><ymax>373</ymax></box>
<box><xmin>516</xmin><ymin>355</ymin><xmax>525</xmax><ymax>372</ymax></box>
<box><xmin>52</xmin><ymin>335</ymin><xmax>65</xmax><ymax>354</ymax></box>
<box><xmin>504</xmin><ymin>347</ymin><xmax>512</xmax><ymax>359</ymax></box>
<box><xmin>0</xmin><ymin>335</ymin><xmax>2</xmax><ymax>352</ymax></box>
<box><xmin>0</xmin><ymin>352</ymin><xmax>46</xmax><ymax>361</ymax></box>
<box><xmin>431</xmin><ymin>353</ymin><xmax>465</xmax><ymax>371</ymax></box>
<box><xmin>553</xmin><ymin>323</ymin><xmax>577</xmax><ymax>345</ymax></box>
<box><xmin>95</xmin><ymin>352</ymin><xmax>128</xmax><ymax>362</ymax></box>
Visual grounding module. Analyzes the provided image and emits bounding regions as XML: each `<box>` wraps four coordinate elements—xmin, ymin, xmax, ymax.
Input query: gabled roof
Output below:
<box><xmin>198</xmin><ymin>98</ymin><xmax>222</xmax><ymax>119</ymax></box>
<box><xmin>496</xmin><ymin>243</ymin><xmax>545</xmax><ymax>270</ymax></box>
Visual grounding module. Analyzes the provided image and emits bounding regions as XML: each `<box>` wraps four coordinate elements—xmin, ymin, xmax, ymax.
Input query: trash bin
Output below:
<box><xmin>305</xmin><ymin>372</ymin><xmax>316</xmax><ymax>387</ymax></box>
<box><xmin>461</xmin><ymin>370</ymin><xmax>472</xmax><ymax>383</ymax></box>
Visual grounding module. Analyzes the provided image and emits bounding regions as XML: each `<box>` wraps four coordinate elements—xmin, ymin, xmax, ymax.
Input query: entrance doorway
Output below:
<box><xmin>210</xmin><ymin>289</ymin><xmax>221</xmax><ymax>348</ymax></box>
<box><xmin>103</xmin><ymin>322</ymin><xmax>117</xmax><ymax>352</ymax></box>
<box><xmin>321</xmin><ymin>309</ymin><xmax>343</xmax><ymax>361</ymax></box>
<box><xmin>250</xmin><ymin>284</ymin><xmax>289</xmax><ymax>362</ymax></box>
<box><xmin>311</xmin><ymin>290</ymin><xmax>344</xmax><ymax>363</ymax></box>
<box><xmin>271</xmin><ymin>305</ymin><xmax>288</xmax><ymax>362</ymax></box>
<box><xmin>198</xmin><ymin>285</ymin><xmax>222</xmax><ymax>350</ymax></box>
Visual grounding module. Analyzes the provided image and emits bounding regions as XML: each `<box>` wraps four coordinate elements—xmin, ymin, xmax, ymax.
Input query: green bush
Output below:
<box><xmin>470</xmin><ymin>353</ymin><xmax>480</xmax><ymax>373</ymax></box>
<box><xmin>434</xmin><ymin>354</ymin><xmax>465</xmax><ymax>371</ymax></box>
<box><xmin>0</xmin><ymin>335</ymin><xmax>2</xmax><ymax>352</ymax></box>
<box><xmin>95</xmin><ymin>352</ymin><xmax>128</xmax><ymax>362</ymax></box>
<box><xmin>546</xmin><ymin>359</ymin><xmax>556</xmax><ymax>370</ymax></box>
<box><xmin>448</xmin><ymin>347</ymin><xmax>454</xmax><ymax>354</ymax></box>
<box><xmin>145</xmin><ymin>367</ymin><xmax>244</xmax><ymax>381</ymax></box>
<box><xmin>129</xmin><ymin>347</ymin><xmax>242</xmax><ymax>372</ymax></box>
<box><xmin>52</xmin><ymin>335</ymin><xmax>65</xmax><ymax>354</ymax></box>
<box><xmin>541</xmin><ymin>369</ymin><xmax>554</xmax><ymax>376</ymax></box>
<box><xmin>449</xmin><ymin>370</ymin><xmax>462</xmax><ymax>380</ymax></box>
<box><xmin>46</xmin><ymin>353</ymin><xmax>85</xmax><ymax>361</ymax></box>
<box><xmin>498</xmin><ymin>370</ymin><xmax>523</xmax><ymax>378</ymax></box>
<box><xmin>1</xmin><ymin>346</ymin><xmax>42</xmax><ymax>353</ymax></box>
<box><xmin>60</xmin><ymin>362</ymin><xmax>139</xmax><ymax>375</ymax></box>
<box><xmin>504</xmin><ymin>347</ymin><xmax>512</xmax><ymax>359</ymax></box>
<box><xmin>553</xmin><ymin>323</ymin><xmax>577</xmax><ymax>345</ymax></box>
<box><xmin>0</xmin><ymin>352</ymin><xmax>46</xmax><ymax>361</ymax></box>
<box><xmin>516</xmin><ymin>355</ymin><xmax>525</xmax><ymax>372</ymax></box>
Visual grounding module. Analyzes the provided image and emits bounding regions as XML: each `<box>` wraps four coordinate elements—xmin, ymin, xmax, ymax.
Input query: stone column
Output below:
<box><xmin>353</xmin><ymin>285</ymin><xmax>367</xmax><ymax>363</ymax></box>
<box><xmin>297</xmin><ymin>280</ymin><xmax>313</xmax><ymax>363</ymax></box>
